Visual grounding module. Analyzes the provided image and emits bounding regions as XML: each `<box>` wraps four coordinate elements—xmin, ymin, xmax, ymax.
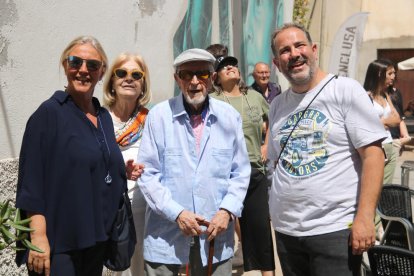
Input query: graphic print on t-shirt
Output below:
<box><xmin>277</xmin><ymin>108</ymin><xmax>331</xmax><ymax>177</ymax></box>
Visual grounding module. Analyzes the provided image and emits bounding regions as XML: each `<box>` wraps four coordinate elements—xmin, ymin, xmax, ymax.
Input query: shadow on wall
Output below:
<box><xmin>0</xmin><ymin>84</ymin><xmax>17</xmax><ymax>157</ymax></box>
<box><xmin>0</xmin><ymin>0</ymin><xmax>18</xmax><ymax>158</ymax></box>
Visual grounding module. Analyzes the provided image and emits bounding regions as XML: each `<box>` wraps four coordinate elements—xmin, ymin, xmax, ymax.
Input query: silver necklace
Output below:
<box><xmin>223</xmin><ymin>92</ymin><xmax>254</xmax><ymax>112</ymax></box>
<box><xmin>97</xmin><ymin>116</ymin><xmax>112</xmax><ymax>184</ymax></box>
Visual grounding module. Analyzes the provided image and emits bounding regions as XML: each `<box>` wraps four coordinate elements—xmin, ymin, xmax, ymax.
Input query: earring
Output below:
<box><xmin>111</xmin><ymin>89</ymin><xmax>115</xmax><ymax>95</ymax></box>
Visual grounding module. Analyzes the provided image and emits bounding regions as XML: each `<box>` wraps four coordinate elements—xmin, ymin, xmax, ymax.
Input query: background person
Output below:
<box><xmin>364</xmin><ymin>59</ymin><xmax>401</xmax><ymax>184</ymax></box>
<box><xmin>137</xmin><ymin>48</ymin><xmax>250</xmax><ymax>276</ymax></box>
<box><xmin>205</xmin><ymin>43</ymin><xmax>229</xmax><ymax>59</ymax></box>
<box><xmin>205</xmin><ymin>43</ymin><xmax>244</xmax><ymax>268</ymax></box>
<box><xmin>386</xmin><ymin>63</ymin><xmax>411</xmax><ymax>154</ymax></box>
<box><xmin>15</xmin><ymin>36</ymin><xmax>139</xmax><ymax>276</ymax></box>
<box><xmin>211</xmin><ymin>56</ymin><xmax>275</xmax><ymax>276</ymax></box>
<box><xmin>103</xmin><ymin>52</ymin><xmax>151</xmax><ymax>276</ymax></box>
<box><xmin>250</xmin><ymin>62</ymin><xmax>281</xmax><ymax>104</ymax></box>
<box><xmin>404</xmin><ymin>100</ymin><xmax>414</xmax><ymax>117</ymax></box>
<box><xmin>268</xmin><ymin>23</ymin><xmax>387</xmax><ymax>276</ymax></box>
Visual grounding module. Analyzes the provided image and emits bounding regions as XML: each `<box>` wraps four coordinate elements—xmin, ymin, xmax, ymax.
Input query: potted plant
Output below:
<box><xmin>0</xmin><ymin>200</ymin><xmax>43</xmax><ymax>253</ymax></box>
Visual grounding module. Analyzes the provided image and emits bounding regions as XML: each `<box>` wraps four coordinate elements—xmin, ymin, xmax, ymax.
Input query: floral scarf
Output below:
<box><xmin>115</xmin><ymin>106</ymin><xmax>149</xmax><ymax>147</ymax></box>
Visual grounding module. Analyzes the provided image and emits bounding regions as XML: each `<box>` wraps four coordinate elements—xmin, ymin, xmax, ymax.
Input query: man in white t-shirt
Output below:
<box><xmin>267</xmin><ymin>23</ymin><xmax>387</xmax><ymax>276</ymax></box>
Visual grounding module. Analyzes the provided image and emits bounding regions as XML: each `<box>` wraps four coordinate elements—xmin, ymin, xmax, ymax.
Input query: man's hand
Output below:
<box><xmin>126</xmin><ymin>159</ymin><xmax>144</xmax><ymax>181</ymax></box>
<box><xmin>205</xmin><ymin>209</ymin><xmax>231</xmax><ymax>241</ymax></box>
<box><xmin>351</xmin><ymin>143</ymin><xmax>384</xmax><ymax>255</ymax></box>
<box><xmin>28</xmin><ymin>234</ymin><xmax>50</xmax><ymax>276</ymax></box>
<box><xmin>350</xmin><ymin>215</ymin><xmax>376</xmax><ymax>255</ymax></box>
<box><xmin>176</xmin><ymin>210</ymin><xmax>205</xmax><ymax>236</ymax></box>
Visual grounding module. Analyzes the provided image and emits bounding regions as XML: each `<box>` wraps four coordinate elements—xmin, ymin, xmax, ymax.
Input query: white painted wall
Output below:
<box><xmin>309</xmin><ymin>0</ymin><xmax>414</xmax><ymax>84</ymax></box>
<box><xmin>2</xmin><ymin>0</ymin><xmax>414</xmax><ymax>160</ymax></box>
<box><xmin>0</xmin><ymin>0</ymin><xmax>188</xmax><ymax>159</ymax></box>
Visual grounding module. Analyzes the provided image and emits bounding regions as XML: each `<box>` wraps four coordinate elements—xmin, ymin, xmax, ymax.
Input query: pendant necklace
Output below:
<box><xmin>97</xmin><ymin>116</ymin><xmax>112</xmax><ymax>184</ymax></box>
<box><xmin>223</xmin><ymin>92</ymin><xmax>253</xmax><ymax>118</ymax></box>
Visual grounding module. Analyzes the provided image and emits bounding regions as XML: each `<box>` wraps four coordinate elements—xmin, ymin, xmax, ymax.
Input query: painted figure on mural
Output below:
<box><xmin>173</xmin><ymin>0</ymin><xmax>279</xmax><ymax>91</ymax></box>
<box><xmin>241</xmin><ymin>0</ymin><xmax>277</xmax><ymax>85</ymax></box>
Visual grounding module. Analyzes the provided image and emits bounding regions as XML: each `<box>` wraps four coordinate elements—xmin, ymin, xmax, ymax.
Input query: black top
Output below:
<box><xmin>16</xmin><ymin>91</ymin><xmax>126</xmax><ymax>265</ymax></box>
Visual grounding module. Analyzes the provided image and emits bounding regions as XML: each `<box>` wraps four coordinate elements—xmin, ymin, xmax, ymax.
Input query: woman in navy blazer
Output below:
<box><xmin>16</xmin><ymin>36</ymin><xmax>140</xmax><ymax>276</ymax></box>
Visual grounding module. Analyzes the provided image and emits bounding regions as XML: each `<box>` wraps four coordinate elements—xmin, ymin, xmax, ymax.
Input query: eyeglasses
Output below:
<box><xmin>67</xmin><ymin>56</ymin><xmax>103</xmax><ymax>72</ymax></box>
<box><xmin>113</xmin><ymin>68</ymin><xmax>145</xmax><ymax>81</ymax></box>
<box><xmin>255</xmin><ymin>71</ymin><xmax>270</xmax><ymax>75</ymax></box>
<box><xmin>178</xmin><ymin>70</ymin><xmax>211</xmax><ymax>81</ymax></box>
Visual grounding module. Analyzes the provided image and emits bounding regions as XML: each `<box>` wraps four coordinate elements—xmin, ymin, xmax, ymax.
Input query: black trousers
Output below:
<box><xmin>276</xmin><ymin>229</ymin><xmax>362</xmax><ymax>276</ymax></box>
<box><xmin>28</xmin><ymin>241</ymin><xmax>107</xmax><ymax>276</ymax></box>
<box><xmin>239</xmin><ymin>167</ymin><xmax>275</xmax><ymax>271</ymax></box>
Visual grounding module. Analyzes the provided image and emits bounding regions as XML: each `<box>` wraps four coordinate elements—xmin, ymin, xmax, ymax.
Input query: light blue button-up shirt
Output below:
<box><xmin>137</xmin><ymin>94</ymin><xmax>250</xmax><ymax>266</ymax></box>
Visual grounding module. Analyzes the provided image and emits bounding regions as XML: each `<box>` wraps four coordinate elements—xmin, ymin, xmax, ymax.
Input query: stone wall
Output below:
<box><xmin>0</xmin><ymin>158</ymin><xmax>25</xmax><ymax>275</ymax></box>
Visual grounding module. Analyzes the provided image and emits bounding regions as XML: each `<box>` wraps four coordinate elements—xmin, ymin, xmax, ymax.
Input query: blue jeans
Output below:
<box><xmin>276</xmin><ymin>229</ymin><xmax>362</xmax><ymax>276</ymax></box>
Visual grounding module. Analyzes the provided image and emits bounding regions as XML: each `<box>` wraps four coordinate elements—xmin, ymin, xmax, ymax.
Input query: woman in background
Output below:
<box><xmin>211</xmin><ymin>55</ymin><xmax>275</xmax><ymax>276</ymax></box>
<box><xmin>103</xmin><ymin>53</ymin><xmax>151</xmax><ymax>276</ymax></box>
<box><xmin>364</xmin><ymin>59</ymin><xmax>401</xmax><ymax>184</ymax></box>
<box><xmin>386</xmin><ymin>64</ymin><xmax>411</xmax><ymax>155</ymax></box>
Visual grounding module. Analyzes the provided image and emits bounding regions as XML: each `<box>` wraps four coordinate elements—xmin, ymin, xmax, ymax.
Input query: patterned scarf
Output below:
<box><xmin>115</xmin><ymin>106</ymin><xmax>149</xmax><ymax>147</ymax></box>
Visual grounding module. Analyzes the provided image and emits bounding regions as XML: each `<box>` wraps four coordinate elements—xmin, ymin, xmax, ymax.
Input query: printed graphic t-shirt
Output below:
<box><xmin>267</xmin><ymin>74</ymin><xmax>387</xmax><ymax>236</ymax></box>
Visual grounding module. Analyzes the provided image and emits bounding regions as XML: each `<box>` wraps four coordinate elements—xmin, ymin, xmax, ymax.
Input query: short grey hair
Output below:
<box><xmin>271</xmin><ymin>23</ymin><xmax>312</xmax><ymax>56</ymax></box>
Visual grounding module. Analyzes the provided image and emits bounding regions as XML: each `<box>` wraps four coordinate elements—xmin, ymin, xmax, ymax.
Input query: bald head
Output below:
<box><xmin>253</xmin><ymin>62</ymin><xmax>271</xmax><ymax>88</ymax></box>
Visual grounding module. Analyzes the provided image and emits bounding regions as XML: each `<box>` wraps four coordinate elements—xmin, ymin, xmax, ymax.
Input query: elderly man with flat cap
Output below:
<box><xmin>137</xmin><ymin>48</ymin><xmax>250</xmax><ymax>276</ymax></box>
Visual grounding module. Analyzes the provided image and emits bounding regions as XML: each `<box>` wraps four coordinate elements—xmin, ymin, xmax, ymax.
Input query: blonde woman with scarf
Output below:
<box><xmin>103</xmin><ymin>52</ymin><xmax>151</xmax><ymax>276</ymax></box>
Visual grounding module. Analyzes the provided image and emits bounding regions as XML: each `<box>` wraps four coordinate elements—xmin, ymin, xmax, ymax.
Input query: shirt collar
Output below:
<box><xmin>52</xmin><ymin>90</ymin><xmax>102</xmax><ymax>115</ymax></box>
<box><xmin>172</xmin><ymin>93</ymin><xmax>213</xmax><ymax>120</ymax></box>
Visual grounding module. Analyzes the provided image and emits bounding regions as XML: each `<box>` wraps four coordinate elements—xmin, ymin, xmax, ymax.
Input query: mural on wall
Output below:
<box><xmin>240</xmin><ymin>0</ymin><xmax>277</xmax><ymax>85</ymax></box>
<box><xmin>173</xmin><ymin>0</ymin><xmax>282</xmax><ymax>94</ymax></box>
<box><xmin>173</xmin><ymin>1</ymin><xmax>213</xmax><ymax>56</ymax></box>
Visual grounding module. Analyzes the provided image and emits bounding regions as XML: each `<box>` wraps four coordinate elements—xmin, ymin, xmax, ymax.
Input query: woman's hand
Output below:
<box><xmin>28</xmin><ymin>234</ymin><xmax>50</xmax><ymax>275</ymax></box>
<box><xmin>27</xmin><ymin>214</ymin><xmax>50</xmax><ymax>276</ymax></box>
<box><xmin>126</xmin><ymin>159</ymin><xmax>144</xmax><ymax>181</ymax></box>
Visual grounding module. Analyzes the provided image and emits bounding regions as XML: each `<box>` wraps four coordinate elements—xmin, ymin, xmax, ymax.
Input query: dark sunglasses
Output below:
<box><xmin>178</xmin><ymin>70</ymin><xmax>211</xmax><ymax>81</ymax></box>
<box><xmin>113</xmin><ymin>68</ymin><xmax>145</xmax><ymax>81</ymax></box>
<box><xmin>67</xmin><ymin>56</ymin><xmax>103</xmax><ymax>72</ymax></box>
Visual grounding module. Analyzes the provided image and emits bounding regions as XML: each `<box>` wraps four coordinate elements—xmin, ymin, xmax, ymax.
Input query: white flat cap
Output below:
<box><xmin>173</xmin><ymin>48</ymin><xmax>216</xmax><ymax>68</ymax></box>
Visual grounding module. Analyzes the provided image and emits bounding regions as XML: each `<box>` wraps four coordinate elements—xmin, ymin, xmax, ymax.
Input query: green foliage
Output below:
<box><xmin>0</xmin><ymin>200</ymin><xmax>43</xmax><ymax>252</ymax></box>
<box><xmin>293</xmin><ymin>0</ymin><xmax>310</xmax><ymax>28</ymax></box>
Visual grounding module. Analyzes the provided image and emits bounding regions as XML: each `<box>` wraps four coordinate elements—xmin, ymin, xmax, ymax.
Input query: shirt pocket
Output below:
<box><xmin>163</xmin><ymin>148</ymin><xmax>183</xmax><ymax>177</ymax></box>
<box><xmin>210</xmin><ymin>148</ymin><xmax>233</xmax><ymax>178</ymax></box>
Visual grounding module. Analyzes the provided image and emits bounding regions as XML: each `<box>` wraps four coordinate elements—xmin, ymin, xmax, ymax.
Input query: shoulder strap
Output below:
<box><xmin>274</xmin><ymin>75</ymin><xmax>337</xmax><ymax>167</ymax></box>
